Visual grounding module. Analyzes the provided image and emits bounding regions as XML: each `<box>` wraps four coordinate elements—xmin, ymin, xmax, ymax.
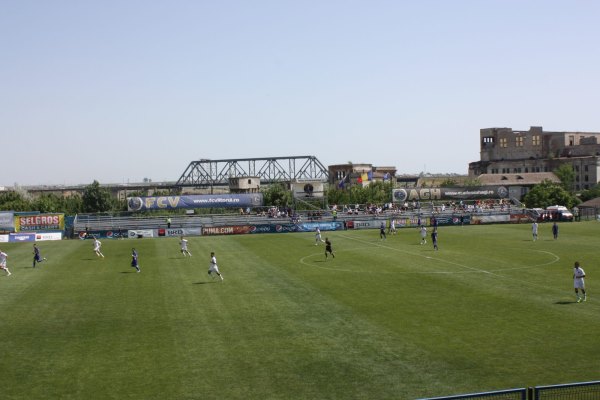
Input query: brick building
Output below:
<box><xmin>468</xmin><ymin>126</ymin><xmax>600</xmax><ymax>191</ymax></box>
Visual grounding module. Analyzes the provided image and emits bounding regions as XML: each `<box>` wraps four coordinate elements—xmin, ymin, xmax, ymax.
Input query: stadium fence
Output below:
<box><xmin>532</xmin><ymin>380</ymin><xmax>600</xmax><ymax>400</ymax></box>
<box><xmin>418</xmin><ymin>380</ymin><xmax>600</xmax><ymax>400</ymax></box>
<box><xmin>418</xmin><ymin>388</ymin><xmax>526</xmax><ymax>400</ymax></box>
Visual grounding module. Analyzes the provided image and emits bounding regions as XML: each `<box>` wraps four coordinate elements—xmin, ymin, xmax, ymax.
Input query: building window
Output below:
<box><xmin>516</xmin><ymin>136</ymin><xmax>524</xmax><ymax>147</ymax></box>
<box><xmin>584</xmin><ymin>165</ymin><xmax>589</xmax><ymax>172</ymax></box>
<box><xmin>569</xmin><ymin>135</ymin><xmax>575</xmax><ymax>146</ymax></box>
<box><xmin>532</xmin><ymin>135</ymin><xmax>541</xmax><ymax>146</ymax></box>
<box><xmin>585</xmin><ymin>175</ymin><xmax>589</xmax><ymax>182</ymax></box>
<box><xmin>500</xmin><ymin>138</ymin><xmax>508</xmax><ymax>148</ymax></box>
<box><xmin>483</xmin><ymin>137</ymin><xmax>494</xmax><ymax>144</ymax></box>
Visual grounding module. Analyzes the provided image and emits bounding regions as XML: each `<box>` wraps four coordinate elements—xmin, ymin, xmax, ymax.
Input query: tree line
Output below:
<box><xmin>1</xmin><ymin>175</ymin><xmax>598</xmax><ymax>215</ymax></box>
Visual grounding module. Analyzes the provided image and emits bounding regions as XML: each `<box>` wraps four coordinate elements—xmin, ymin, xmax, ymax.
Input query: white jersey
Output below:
<box><xmin>93</xmin><ymin>240</ymin><xmax>102</xmax><ymax>251</ymax></box>
<box><xmin>532</xmin><ymin>223</ymin><xmax>538</xmax><ymax>234</ymax></box>
<box><xmin>0</xmin><ymin>251</ymin><xmax>7</xmax><ymax>266</ymax></box>
<box><xmin>420</xmin><ymin>227</ymin><xmax>427</xmax><ymax>237</ymax></box>
<box><xmin>209</xmin><ymin>255</ymin><xmax>220</xmax><ymax>273</ymax></box>
<box><xmin>180</xmin><ymin>239</ymin><xmax>188</xmax><ymax>250</ymax></box>
<box><xmin>574</xmin><ymin>267</ymin><xmax>586</xmax><ymax>288</ymax></box>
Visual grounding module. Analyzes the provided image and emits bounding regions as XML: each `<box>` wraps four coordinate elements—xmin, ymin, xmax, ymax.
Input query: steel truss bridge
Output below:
<box><xmin>176</xmin><ymin>156</ymin><xmax>329</xmax><ymax>187</ymax></box>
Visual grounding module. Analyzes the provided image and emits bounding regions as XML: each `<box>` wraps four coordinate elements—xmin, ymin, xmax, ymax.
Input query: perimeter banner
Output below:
<box><xmin>127</xmin><ymin>194</ymin><xmax>263</xmax><ymax>211</ymax></box>
<box><xmin>0</xmin><ymin>212</ymin><xmax>14</xmax><ymax>233</ymax></box>
<box><xmin>15</xmin><ymin>214</ymin><xmax>65</xmax><ymax>232</ymax></box>
<box><xmin>392</xmin><ymin>186</ymin><xmax>509</xmax><ymax>202</ymax></box>
<box><xmin>9</xmin><ymin>233</ymin><xmax>36</xmax><ymax>242</ymax></box>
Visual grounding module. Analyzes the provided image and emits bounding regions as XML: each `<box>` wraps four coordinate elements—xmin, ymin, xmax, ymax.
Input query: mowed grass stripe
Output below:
<box><xmin>1</xmin><ymin>222</ymin><xmax>599</xmax><ymax>399</ymax></box>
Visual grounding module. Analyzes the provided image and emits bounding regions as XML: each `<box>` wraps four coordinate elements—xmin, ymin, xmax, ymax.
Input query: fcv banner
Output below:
<box><xmin>127</xmin><ymin>194</ymin><xmax>264</xmax><ymax>211</ymax></box>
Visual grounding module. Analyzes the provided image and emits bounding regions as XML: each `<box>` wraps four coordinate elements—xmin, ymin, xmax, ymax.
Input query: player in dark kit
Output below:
<box><xmin>325</xmin><ymin>238</ymin><xmax>335</xmax><ymax>258</ymax></box>
<box><xmin>131</xmin><ymin>248</ymin><xmax>141</xmax><ymax>273</ymax></box>
<box><xmin>33</xmin><ymin>244</ymin><xmax>47</xmax><ymax>267</ymax></box>
<box><xmin>379</xmin><ymin>222</ymin><xmax>387</xmax><ymax>240</ymax></box>
<box><xmin>431</xmin><ymin>229</ymin><xmax>439</xmax><ymax>251</ymax></box>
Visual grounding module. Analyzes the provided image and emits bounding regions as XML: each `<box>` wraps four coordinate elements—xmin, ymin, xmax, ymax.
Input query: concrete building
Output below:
<box><xmin>469</xmin><ymin>126</ymin><xmax>600</xmax><ymax>191</ymax></box>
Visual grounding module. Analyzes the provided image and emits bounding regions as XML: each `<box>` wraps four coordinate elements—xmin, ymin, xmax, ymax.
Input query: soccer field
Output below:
<box><xmin>1</xmin><ymin>222</ymin><xmax>599</xmax><ymax>399</ymax></box>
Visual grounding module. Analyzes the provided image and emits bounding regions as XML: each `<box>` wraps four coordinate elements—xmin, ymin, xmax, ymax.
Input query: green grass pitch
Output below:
<box><xmin>1</xmin><ymin>222</ymin><xmax>599</xmax><ymax>399</ymax></box>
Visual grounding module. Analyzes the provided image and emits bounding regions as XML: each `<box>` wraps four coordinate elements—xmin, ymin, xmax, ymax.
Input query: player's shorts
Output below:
<box><xmin>209</xmin><ymin>264</ymin><xmax>220</xmax><ymax>274</ymax></box>
<box><xmin>0</xmin><ymin>262</ymin><xmax>6</xmax><ymax>268</ymax></box>
<box><xmin>574</xmin><ymin>279</ymin><xmax>585</xmax><ymax>289</ymax></box>
<box><xmin>34</xmin><ymin>255</ymin><xmax>41</xmax><ymax>262</ymax></box>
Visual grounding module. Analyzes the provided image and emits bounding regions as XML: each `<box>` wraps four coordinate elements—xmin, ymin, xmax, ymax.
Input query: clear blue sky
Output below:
<box><xmin>2</xmin><ymin>0</ymin><xmax>599</xmax><ymax>186</ymax></box>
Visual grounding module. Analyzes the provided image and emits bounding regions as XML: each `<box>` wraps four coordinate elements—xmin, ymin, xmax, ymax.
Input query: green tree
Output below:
<box><xmin>439</xmin><ymin>178</ymin><xmax>458</xmax><ymax>187</ymax></box>
<box><xmin>327</xmin><ymin>187</ymin><xmax>349</xmax><ymax>207</ymax></box>
<box><xmin>0</xmin><ymin>190</ymin><xmax>31</xmax><ymax>211</ymax></box>
<box><xmin>327</xmin><ymin>181</ymin><xmax>394</xmax><ymax>207</ymax></box>
<box><xmin>62</xmin><ymin>194</ymin><xmax>84</xmax><ymax>215</ymax></box>
<box><xmin>523</xmin><ymin>179</ymin><xmax>578</xmax><ymax>209</ymax></box>
<box><xmin>32</xmin><ymin>193</ymin><xmax>63</xmax><ymax>213</ymax></box>
<box><xmin>553</xmin><ymin>164</ymin><xmax>576</xmax><ymax>192</ymax></box>
<box><xmin>82</xmin><ymin>180</ymin><xmax>114</xmax><ymax>213</ymax></box>
<box><xmin>579</xmin><ymin>183</ymin><xmax>600</xmax><ymax>202</ymax></box>
<box><xmin>262</xmin><ymin>183</ymin><xmax>292</xmax><ymax>208</ymax></box>
<box><xmin>364</xmin><ymin>181</ymin><xmax>393</xmax><ymax>204</ymax></box>
<box><xmin>463</xmin><ymin>178</ymin><xmax>482</xmax><ymax>187</ymax></box>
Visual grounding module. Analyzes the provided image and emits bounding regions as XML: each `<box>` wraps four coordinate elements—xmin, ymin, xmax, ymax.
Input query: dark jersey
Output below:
<box><xmin>34</xmin><ymin>246</ymin><xmax>42</xmax><ymax>261</ymax></box>
<box><xmin>325</xmin><ymin>240</ymin><xmax>333</xmax><ymax>252</ymax></box>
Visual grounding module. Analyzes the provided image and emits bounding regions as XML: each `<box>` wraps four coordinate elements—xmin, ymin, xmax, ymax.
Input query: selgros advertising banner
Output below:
<box><xmin>127</xmin><ymin>194</ymin><xmax>264</xmax><ymax>211</ymax></box>
<box><xmin>15</xmin><ymin>214</ymin><xmax>64</xmax><ymax>232</ymax></box>
<box><xmin>393</xmin><ymin>186</ymin><xmax>509</xmax><ymax>202</ymax></box>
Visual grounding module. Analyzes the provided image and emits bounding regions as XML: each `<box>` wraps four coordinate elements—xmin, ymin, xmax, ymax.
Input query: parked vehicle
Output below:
<box><xmin>545</xmin><ymin>205</ymin><xmax>573</xmax><ymax>221</ymax></box>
